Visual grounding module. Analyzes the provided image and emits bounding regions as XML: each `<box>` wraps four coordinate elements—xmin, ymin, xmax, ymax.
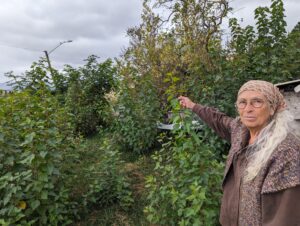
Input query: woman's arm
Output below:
<box><xmin>178</xmin><ymin>96</ymin><xmax>233</xmax><ymax>142</ymax></box>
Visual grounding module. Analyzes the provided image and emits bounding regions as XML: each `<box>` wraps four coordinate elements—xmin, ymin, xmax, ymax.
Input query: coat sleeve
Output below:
<box><xmin>262</xmin><ymin>185</ymin><xmax>300</xmax><ymax>226</ymax></box>
<box><xmin>192</xmin><ymin>104</ymin><xmax>234</xmax><ymax>142</ymax></box>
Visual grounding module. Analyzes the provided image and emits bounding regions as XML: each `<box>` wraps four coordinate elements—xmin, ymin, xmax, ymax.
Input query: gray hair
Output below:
<box><xmin>244</xmin><ymin>110</ymin><xmax>296</xmax><ymax>182</ymax></box>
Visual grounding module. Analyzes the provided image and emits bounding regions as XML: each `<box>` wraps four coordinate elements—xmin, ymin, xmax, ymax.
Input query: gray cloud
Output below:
<box><xmin>0</xmin><ymin>0</ymin><xmax>142</xmax><ymax>82</ymax></box>
<box><xmin>0</xmin><ymin>0</ymin><xmax>299</xmax><ymax>82</ymax></box>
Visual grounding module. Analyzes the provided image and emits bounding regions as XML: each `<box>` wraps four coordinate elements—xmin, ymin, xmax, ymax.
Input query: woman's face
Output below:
<box><xmin>237</xmin><ymin>91</ymin><xmax>274</xmax><ymax>132</ymax></box>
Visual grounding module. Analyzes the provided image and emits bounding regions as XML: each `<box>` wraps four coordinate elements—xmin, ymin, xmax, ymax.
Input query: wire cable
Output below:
<box><xmin>0</xmin><ymin>42</ymin><xmax>41</xmax><ymax>52</ymax></box>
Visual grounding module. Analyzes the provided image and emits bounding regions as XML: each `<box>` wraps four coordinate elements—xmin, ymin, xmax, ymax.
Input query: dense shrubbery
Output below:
<box><xmin>0</xmin><ymin>90</ymin><xmax>133</xmax><ymax>225</ymax></box>
<box><xmin>0</xmin><ymin>90</ymin><xmax>75</xmax><ymax>225</ymax></box>
<box><xmin>144</xmin><ymin>102</ymin><xmax>224</xmax><ymax>226</ymax></box>
<box><xmin>65</xmin><ymin>56</ymin><xmax>118</xmax><ymax>136</ymax></box>
<box><xmin>7</xmin><ymin>55</ymin><xmax>118</xmax><ymax>137</ymax></box>
<box><xmin>115</xmin><ymin>73</ymin><xmax>162</xmax><ymax>153</ymax></box>
<box><xmin>64</xmin><ymin>135</ymin><xmax>133</xmax><ymax>218</ymax></box>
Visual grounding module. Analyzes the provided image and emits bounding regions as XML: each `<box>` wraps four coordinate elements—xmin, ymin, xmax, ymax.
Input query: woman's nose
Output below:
<box><xmin>243</xmin><ymin>102</ymin><xmax>255</xmax><ymax>111</ymax></box>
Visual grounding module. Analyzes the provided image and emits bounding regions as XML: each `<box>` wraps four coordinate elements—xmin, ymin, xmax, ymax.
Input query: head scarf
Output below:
<box><xmin>238</xmin><ymin>80</ymin><xmax>286</xmax><ymax>113</ymax></box>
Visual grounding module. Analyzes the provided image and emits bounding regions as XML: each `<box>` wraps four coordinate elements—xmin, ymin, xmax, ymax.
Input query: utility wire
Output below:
<box><xmin>0</xmin><ymin>42</ymin><xmax>41</xmax><ymax>52</ymax></box>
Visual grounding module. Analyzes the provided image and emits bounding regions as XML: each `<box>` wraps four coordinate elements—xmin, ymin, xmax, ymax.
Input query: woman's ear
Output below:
<box><xmin>270</xmin><ymin>108</ymin><xmax>275</xmax><ymax>116</ymax></box>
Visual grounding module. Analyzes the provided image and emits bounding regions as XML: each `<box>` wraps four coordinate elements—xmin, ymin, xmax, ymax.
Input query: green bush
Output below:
<box><xmin>115</xmin><ymin>73</ymin><xmax>162</xmax><ymax>153</ymax></box>
<box><xmin>145</xmin><ymin>103</ymin><xmax>224</xmax><ymax>226</ymax></box>
<box><xmin>64</xmin><ymin>135</ymin><xmax>134</xmax><ymax>220</ymax></box>
<box><xmin>65</xmin><ymin>55</ymin><xmax>118</xmax><ymax>136</ymax></box>
<box><xmin>0</xmin><ymin>90</ymin><xmax>76</xmax><ymax>225</ymax></box>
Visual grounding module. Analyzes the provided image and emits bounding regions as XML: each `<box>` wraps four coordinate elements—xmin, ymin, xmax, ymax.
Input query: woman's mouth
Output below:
<box><xmin>243</xmin><ymin>116</ymin><xmax>256</xmax><ymax>121</ymax></box>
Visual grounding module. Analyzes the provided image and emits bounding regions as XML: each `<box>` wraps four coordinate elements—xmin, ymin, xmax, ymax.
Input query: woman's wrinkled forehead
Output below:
<box><xmin>237</xmin><ymin>90</ymin><xmax>266</xmax><ymax>100</ymax></box>
<box><xmin>238</xmin><ymin>80</ymin><xmax>286</xmax><ymax>112</ymax></box>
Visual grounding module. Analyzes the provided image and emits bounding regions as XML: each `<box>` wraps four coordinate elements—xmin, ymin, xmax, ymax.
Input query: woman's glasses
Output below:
<box><xmin>236</xmin><ymin>98</ymin><xmax>265</xmax><ymax>109</ymax></box>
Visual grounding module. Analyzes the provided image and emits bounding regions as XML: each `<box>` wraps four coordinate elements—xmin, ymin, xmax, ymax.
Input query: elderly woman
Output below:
<box><xmin>178</xmin><ymin>80</ymin><xmax>300</xmax><ymax>226</ymax></box>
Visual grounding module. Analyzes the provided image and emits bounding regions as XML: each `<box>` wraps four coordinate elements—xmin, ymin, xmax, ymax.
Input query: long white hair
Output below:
<box><xmin>244</xmin><ymin>110</ymin><xmax>296</xmax><ymax>182</ymax></box>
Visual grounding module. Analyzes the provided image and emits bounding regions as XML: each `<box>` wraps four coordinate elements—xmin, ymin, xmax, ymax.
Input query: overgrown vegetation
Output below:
<box><xmin>0</xmin><ymin>90</ymin><xmax>75</xmax><ymax>225</ymax></box>
<box><xmin>115</xmin><ymin>72</ymin><xmax>162</xmax><ymax>153</ymax></box>
<box><xmin>145</xmin><ymin>103</ymin><xmax>224</xmax><ymax>225</ymax></box>
<box><xmin>65</xmin><ymin>56</ymin><xmax>118</xmax><ymax>136</ymax></box>
<box><xmin>1</xmin><ymin>0</ymin><xmax>299</xmax><ymax>225</ymax></box>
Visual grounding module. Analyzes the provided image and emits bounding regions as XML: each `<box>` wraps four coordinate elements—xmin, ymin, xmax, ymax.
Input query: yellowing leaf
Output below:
<box><xmin>17</xmin><ymin>201</ymin><xmax>27</xmax><ymax>210</ymax></box>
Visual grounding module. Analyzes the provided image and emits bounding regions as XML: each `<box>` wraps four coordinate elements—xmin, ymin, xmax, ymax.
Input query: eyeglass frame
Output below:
<box><xmin>235</xmin><ymin>97</ymin><xmax>267</xmax><ymax>110</ymax></box>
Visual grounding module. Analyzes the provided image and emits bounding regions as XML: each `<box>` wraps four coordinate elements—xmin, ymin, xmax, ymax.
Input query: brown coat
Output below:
<box><xmin>192</xmin><ymin>104</ymin><xmax>300</xmax><ymax>226</ymax></box>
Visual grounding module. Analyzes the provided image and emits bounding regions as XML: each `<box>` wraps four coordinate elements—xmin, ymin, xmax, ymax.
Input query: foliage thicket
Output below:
<box><xmin>7</xmin><ymin>55</ymin><xmax>118</xmax><ymax>137</ymax></box>
<box><xmin>1</xmin><ymin>58</ymin><xmax>131</xmax><ymax>224</ymax></box>
<box><xmin>63</xmin><ymin>135</ymin><xmax>133</xmax><ymax>220</ymax></box>
<box><xmin>115</xmin><ymin>72</ymin><xmax>161</xmax><ymax>153</ymax></box>
<box><xmin>5</xmin><ymin>60</ymin><xmax>52</xmax><ymax>92</ymax></box>
<box><xmin>65</xmin><ymin>55</ymin><xmax>118</xmax><ymax>136</ymax></box>
<box><xmin>145</xmin><ymin>101</ymin><xmax>224</xmax><ymax>225</ymax></box>
<box><xmin>0</xmin><ymin>90</ymin><xmax>75</xmax><ymax>225</ymax></box>
<box><xmin>0</xmin><ymin>91</ymin><xmax>133</xmax><ymax>225</ymax></box>
<box><xmin>286</xmin><ymin>21</ymin><xmax>300</xmax><ymax>78</ymax></box>
<box><xmin>227</xmin><ymin>0</ymin><xmax>298</xmax><ymax>83</ymax></box>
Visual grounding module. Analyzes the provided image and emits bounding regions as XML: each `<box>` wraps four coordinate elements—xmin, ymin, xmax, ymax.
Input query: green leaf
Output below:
<box><xmin>47</xmin><ymin>164</ymin><xmax>54</xmax><ymax>174</ymax></box>
<box><xmin>41</xmin><ymin>190</ymin><xmax>48</xmax><ymax>200</ymax></box>
<box><xmin>30</xmin><ymin>200</ymin><xmax>40</xmax><ymax>210</ymax></box>
<box><xmin>39</xmin><ymin>173</ymin><xmax>48</xmax><ymax>182</ymax></box>
<box><xmin>0</xmin><ymin>219</ymin><xmax>10</xmax><ymax>226</ymax></box>
<box><xmin>4</xmin><ymin>156</ymin><xmax>14</xmax><ymax>165</ymax></box>
<box><xmin>40</xmin><ymin>151</ymin><xmax>48</xmax><ymax>158</ymax></box>
<box><xmin>0</xmin><ymin>133</ymin><xmax>4</xmax><ymax>142</ymax></box>
<box><xmin>191</xmin><ymin>133</ymin><xmax>201</xmax><ymax>145</ymax></box>
<box><xmin>3</xmin><ymin>193</ymin><xmax>11</xmax><ymax>206</ymax></box>
<box><xmin>21</xmin><ymin>132</ymin><xmax>36</xmax><ymax>146</ymax></box>
<box><xmin>19</xmin><ymin>153</ymin><xmax>35</xmax><ymax>165</ymax></box>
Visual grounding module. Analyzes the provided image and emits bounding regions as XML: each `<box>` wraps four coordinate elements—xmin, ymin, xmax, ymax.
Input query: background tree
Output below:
<box><xmin>65</xmin><ymin>55</ymin><xmax>118</xmax><ymax>136</ymax></box>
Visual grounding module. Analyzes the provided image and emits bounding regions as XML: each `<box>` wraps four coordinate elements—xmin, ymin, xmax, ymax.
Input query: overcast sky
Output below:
<box><xmin>1</xmin><ymin>0</ymin><xmax>299</xmax><ymax>83</ymax></box>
